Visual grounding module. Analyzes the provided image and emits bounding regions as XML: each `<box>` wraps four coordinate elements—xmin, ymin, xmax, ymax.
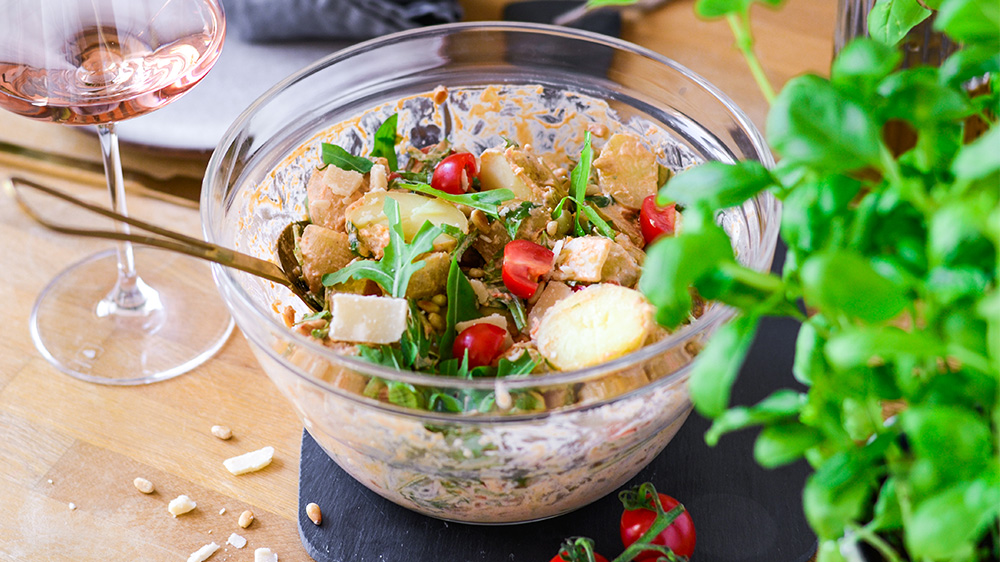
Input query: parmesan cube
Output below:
<box><xmin>223</xmin><ymin>446</ymin><xmax>274</xmax><ymax>476</ymax></box>
<box><xmin>455</xmin><ymin>314</ymin><xmax>513</xmax><ymax>348</ymax></box>
<box><xmin>228</xmin><ymin>533</ymin><xmax>248</xmax><ymax>549</ymax></box>
<box><xmin>329</xmin><ymin>294</ymin><xmax>408</xmax><ymax>344</ymax></box>
<box><xmin>255</xmin><ymin>548</ymin><xmax>279</xmax><ymax>562</ymax></box>
<box><xmin>187</xmin><ymin>542</ymin><xmax>219</xmax><ymax>562</ymax></box>
<box><xmin>320</xmin><ymin>163</ymin><xmax>364</xmax><ymax>197</ymax></box>
<box><xmin>167</xmin><ymin>495</ymin><xmax>197</xmax><ymax>516</ymax></box>
<box><xmin>552</xmin><ymin>236</ymin><xmax>613</xmax><ymax>283</ymax></box>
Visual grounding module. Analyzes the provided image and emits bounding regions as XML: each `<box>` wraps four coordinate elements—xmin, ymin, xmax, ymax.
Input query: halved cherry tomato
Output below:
<box><xmin>549</xmin><ymin>554</ymin><xmax>609</xmax><ymax>562</ymax></box>
<box><xmin>501</xmin><ymin>240</ymin><xmax>554</xmax><ymax>300</ymax></box>
<box><xmin>639</xmin><ymin>195</ymin><xmax>677</xmax><ymax>246</ymax></box>
<box><xmin>620</xmin><ymin>492</ymin><xmax>696</xmax><ymax>560</ymax></box>
<box><xmin>452</xmin><ymin>323</ymin><xmax>507</xmax><ymax>368</ymax></box>
<box><xmin>431</xmin><ymin>152</ymin><xmax>478</xmax><ymax>194</ymax></box>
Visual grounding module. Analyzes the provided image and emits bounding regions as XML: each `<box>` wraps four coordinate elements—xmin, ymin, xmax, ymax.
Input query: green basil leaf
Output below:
<box><xmin>705</xmin><ymin>389</ymin><xmax>805</xmax><ymax>446</ymax></box>
<box><xmin>869</xmin><ymin>477</ymin><xmax>902</xmax><ymax>532</ymax></box>
<box><xmin>831</xmin><ymin>38</ymin><xmax>901</xmax><ymax>94</ymax></box>
<box><xmin>929</xmin><ymin>201</ymin><xmax>994</xmax><ymax>268</ymax></box>
<box><xmin>800</xmin><ymin>251</ymin><xmax>909</xmax><ymax>323</ymax></box>
<box><xmin>371</xmin><ymin>114</ymin><xmax>399</xmax><ymax>171</ymax></box>
<box><xmin>902</xmin><ymin>405</ymin><xmax>994</xmax><ymax>482</ymax></box>
<box><xmin>934</xmin><ymin>0</ymin><xmax>1000</xmax><ymax>42</ymax></box>
<box><xmin>793</xmin><ymin>317</ymin><xmax>826</xmax><ymax>385</ymax></box>
<box><xmin>878</xmin><ymin>67</ymin><xmax>972</xmax><ymax>127</ymax></box>
<box><xmin>754</xmin><ymin>423</ymin><xmax>823</xmax><ymax>468</ymax></box>
<box><xmin>639</xmin><ymin>224</ymin><xmax>735</xmax><ymax>328</ymax></box>
<box><xmin>321</xmin><ymin>143</ymin><xmax>374</xmax><ymax>174</ymax></box>
<box><xmin>803</xmin><ymin>451</ymin><xmax>876</xmax><ymax>539</ymax></box>
<box><xmin>695</xmin><ymin>0</ymin><xmax>781</xmax><ymax>18</ymax></box>
<box><xmin>780</xmin><ymin>175</ymin><xmax>862</xmax><ymax>253</ymax></box>
<box><xmin>866</xmin><ymin>0</ymin><xmax>931</xmax><ymax>45</ymax></box>
<box><xmin>928</xmin><ymin>266</ymin><xmax>991</xmax><ymax>305</ymax></box>
<box><xmin>952</xmin><ymin>124</ymin><xmax>1000</xmax><ymax>180</ymax></box>
<box><xmin>939</xmin><ymin>44</ymin><xmax>1000</xmax><ymax>87</ymax></box>
<box><xmin>824</xmin><ymin>326</ymin><xmax>944</xmax><ymax>371</ymax></box>
<box><xmin>906</xmin><ymin>478</ymin><xmax>1000</xmax><ymax>559</ymax></box>
<box><xmin>661</xmin><ymin>160</ymin><xmax>773</xmax><ymax>211</ymax></box>
<box><xmin>767</xmin><ymin>75</ymin><xmax>883</xmax><ymax>174</ymax></box>
<box><xmin>689</xmin><ymin>313</ymin><xmax>759</xmax><ymax>418</ymax></box>
<box><xmin>815</xmin><ymin>541</ymin><xmax>848</xmax><ymax>562</ymax></box>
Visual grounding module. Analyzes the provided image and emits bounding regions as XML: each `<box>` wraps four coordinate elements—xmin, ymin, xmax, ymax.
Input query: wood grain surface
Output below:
<box><xmin>0</xmin><ymin>1</ymin><xmax>834</xmax><ymax>560</ymax></box>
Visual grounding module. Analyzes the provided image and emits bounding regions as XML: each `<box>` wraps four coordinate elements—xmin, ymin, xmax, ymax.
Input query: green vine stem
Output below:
<box><xmin>727</xmin><ymin>12</ymin><xmax>777</xmax><ymax>104</ymax></box>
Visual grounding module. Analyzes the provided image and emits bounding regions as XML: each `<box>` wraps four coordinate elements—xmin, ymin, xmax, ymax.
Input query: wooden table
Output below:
<box><xmin>0</xmin><ymin>2</ymin><xmax>834</xmax><ymax>560</ymax></box>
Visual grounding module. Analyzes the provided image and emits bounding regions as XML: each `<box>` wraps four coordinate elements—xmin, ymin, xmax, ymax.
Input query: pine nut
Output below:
<box><xmin>428</xmin><ymin>312</ymin><xmax>445</xmax><ymax>331</ymax></box>
<box><xmin>211</xmin><ymin>425</ymin><xmax>232</xmax><ymax>440</ymax></box>
<box><xmin>132</xmin><ymin>477</ymin><xmax>155</xmax><ymax>494</ymax></box>
<box><xmin>238</xmin><ymin>509</ymin><xmax>254</xmax><ymax>528</ymax></box>
<box><xmin>417</xmin><ymin>300</ymin><xmax>440</xmax><ymax>313</ymax></box>
<box><xmin>431</xmin><ymin>294</ymin><xmax>448</xmax><ymax>307</ymax></box>
<box><xmin>306</xmin><ymin>502</ymin><xmax>322</xmax><ymax>525</ymax></box>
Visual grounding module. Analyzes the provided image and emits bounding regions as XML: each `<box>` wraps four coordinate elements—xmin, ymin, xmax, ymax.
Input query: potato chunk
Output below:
<box><xmin>535</xmin><ymin>284</ymin><xmax>654</xmax><ymax>371</ymax></box>
<box><xmin>478</xmin><ymin>146</ymin><xmax>563</xmax><ymax>204</ymax></box>
<box><xmin>299</xmin><ymin>225</ymin><xmax>355</xmax><ymax>294</ymax></box>
<box><xmin>593</xmin><ymin>133</ymin><xmax>658</xmax><ymax>210</ymax></box>
<box><xmin>346</xmin><ymin>191</ymin><xmax>468</xmax><ymax>247</ymax></box>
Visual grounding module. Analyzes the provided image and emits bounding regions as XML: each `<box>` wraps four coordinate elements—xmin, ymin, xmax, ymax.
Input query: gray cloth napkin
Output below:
<box><xmin>222</xmin><ymin>0</ymin><xmax>462</xmax><ymax>42</ymax></box>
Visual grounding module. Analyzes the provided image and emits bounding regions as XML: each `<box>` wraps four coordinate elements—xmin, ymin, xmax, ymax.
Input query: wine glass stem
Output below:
<box><xmin>96</xmin><ymin>123</ymin><xmax>157</xmax><ymax>313</ymax></box>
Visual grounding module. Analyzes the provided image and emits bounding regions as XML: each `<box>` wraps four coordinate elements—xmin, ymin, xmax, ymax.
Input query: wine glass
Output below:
<box><xmin>0</xmin><ymin>0</ymin><xmax>233</xmax><ymax>384</ymax></box>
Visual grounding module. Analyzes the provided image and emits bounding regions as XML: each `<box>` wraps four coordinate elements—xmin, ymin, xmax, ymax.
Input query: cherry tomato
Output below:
<box><xmin>501</xmin><ymin>240</ymin><xmax>554</xmax><ymax>299</ymax></box>
<box><xmin>431</xmin><ymin>152</ymin><xmax>478</xmax><ymax>194</ymax></box>
<box><xmin>452</xmin><ymin>323</ymin><xmax>507</xmax><ymax>368</ymax></box>
<box><xmin>549</xmin><ymin>554</ymin><xmax>609</xmax><ymax>562</ymax></box>
<box><xmin>639</xmin><ymin>195</ymin><xmax>677</xmax><ymax>246</ymax></box>
<box><xmin>620</xmin><ymin>493</ymin><xmax>696</xmax><ymax>560</ymax></box>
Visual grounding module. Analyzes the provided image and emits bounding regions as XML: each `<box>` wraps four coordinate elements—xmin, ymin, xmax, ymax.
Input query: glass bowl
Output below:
<box><xmin>202</xmin><ymin>22</ymin><xmax>779</xmax><ymax>524</ymax></box>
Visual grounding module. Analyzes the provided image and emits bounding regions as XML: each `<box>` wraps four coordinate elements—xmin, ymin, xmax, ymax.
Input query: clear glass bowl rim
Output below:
<box><xmin>201</xmin><ymin>21</ymin><xmax>779</xmax><ymax>410</ymax></box>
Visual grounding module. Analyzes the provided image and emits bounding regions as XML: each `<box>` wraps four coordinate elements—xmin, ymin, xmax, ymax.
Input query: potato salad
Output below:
<box><xmin>281</xmin><ymin>112</ymin><xmax>696</xmax><ymax>414</ymax></box>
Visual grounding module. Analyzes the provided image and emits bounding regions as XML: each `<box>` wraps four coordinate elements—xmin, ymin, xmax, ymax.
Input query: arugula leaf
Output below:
<box><xmin>322</xmin><ymin>143</ymin><xmax>374</xmax><ymax>174</ymax></box>
<box><xmin>558</xmin><ymin>132</ymin><xmax>617</xmax><ymax>239</ymax></box>
<box><xmin>439</xmin><ymin>257</ymin><xmax>481</xmax><ymax>358</ymax></box>
<box><xmin>502</xmin><ymin>201</ymin><xmax>537</xmax><ymax>239</ymax></box>
<box><xmin>398</xmin><ymin>180</ymin><xmax>515</xmax><ymax>219</ymax></box>
<box><xmin>297</xmin><ymin>310</ymin><xmax>331</xmax><ymax>323</ymax></box>
<box><xmin>496</xmin><ymin>353</ymin><xmax>538</xmax><ymax>377</ymax></box>
<box><xmin>400</xmin><ymin>302</ymin><xmax>436</xmax><ymax>370</ymax></box>
<box><xmin>570</xmin><ymin>132</ymin><xmax>594</xmax><ymax>236</ymax></box>
<box><xmin>371</xmin><ymin>114</ymin><xmax>399</xmax><ymax>171</ymax></box>
<box><xmin>322</xmin><ymin>197</ymin><xmax>444</xmax><ymax>297</ymax></box>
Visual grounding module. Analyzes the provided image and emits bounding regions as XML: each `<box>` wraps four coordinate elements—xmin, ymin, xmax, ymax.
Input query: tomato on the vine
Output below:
<box><xmin>501</xmin><ymin>239</ymin><xmax>554</xmax><ymax>299</ymax></box>
<box><xmin>431</xmin><ymin>152</ymin><xmax>478</xmax><ymax>194</ymax></box>
<box><xmin>549</xmin><ymin>554</ymin><xmax>609</xmax><ymax>562</ymax></box>
<box><xmin>620</xmin><ymin>492</ymin><xmax>696</xmax><ymax>560</ymax></box>
<box><xmin>452</xmin><ymin>323</ymin><xmax>507</xmax><ymax>368</ymax></box>
<box><xmin>639</xmin><ymin>195</ymin><xmax>677</xmax><ymax>246</ymax></box>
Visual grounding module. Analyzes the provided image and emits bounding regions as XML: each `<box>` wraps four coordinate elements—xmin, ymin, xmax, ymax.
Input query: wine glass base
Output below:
<box><xmin>29</xmin><ymin>247</ymin><xmax>234</xmax><ymax>385</ymax></box>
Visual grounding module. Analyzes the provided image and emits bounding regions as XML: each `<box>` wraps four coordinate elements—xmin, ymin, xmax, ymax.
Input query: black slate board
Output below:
<box><xmin>297</xmin><ymin>305</ymin><xmax>817</xmax><ymax>561</ymax></box>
